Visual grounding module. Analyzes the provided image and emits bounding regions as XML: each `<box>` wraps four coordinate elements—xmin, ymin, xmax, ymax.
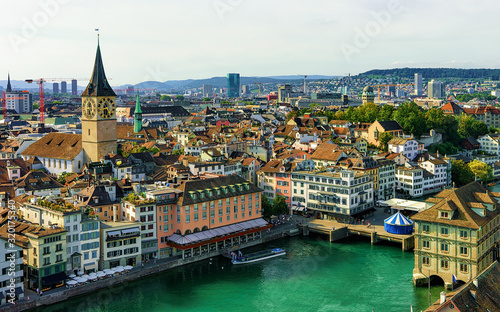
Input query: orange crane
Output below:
<box><xmin>253</xmin><ymin>82</ymin><xmax>262</xmax><ymax>97</ymax></box>
<box><xmin>373</xmin><ymin>83</ymin><xmax>414</xmax><ymax>103</ymax></box>
<box><xmin>25</xmin><ymin>78</ymin><xmax>89</xmax><ymax>124</ymax></box>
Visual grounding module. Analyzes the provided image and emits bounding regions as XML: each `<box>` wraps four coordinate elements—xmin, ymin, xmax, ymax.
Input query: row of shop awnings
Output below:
<box><xmin>167</xmin><ymin>218</ymin><xmax>270</xmax><ymax>248</ymax></box>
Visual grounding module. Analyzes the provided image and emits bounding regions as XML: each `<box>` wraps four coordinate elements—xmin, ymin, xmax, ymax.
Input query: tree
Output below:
<box><xmin>468</xmin><ymin>160</ymin><xmax>494</xmax><ymax>183</ymax></box>
<box><xmin>176</xmin><ymin>95</ymin><xmax>185</xmax><ymax>101</ymax></box>
<box><xmin>273</xmin><ymin>195</ymin><xmax>289</xmax><ymax>216</ymax></box>
<box><xmin>457</xmin><ymin>114</ymin><xmax>488</xmax><ymax>139</ymax></box>
<box><xmin>286</xmin><ymin>110</ymin><xmax>299</xmax><ymax>122</ymax></box>
<box><xmin>261</xmin><ymin>195</ymin><xmax>274</xmax><ymax>219</ymax></box>
<box><xmin>160</xmin><ymin>95</ymin><xmax>170</xmax><ymax>101</ymax></box>
<box><xmin>33</xmin><ymin>103</ymin><xmax>40</xmax><ymax>110</ymax></box>
<box><xmin>379</xmin><ymin>132</ymin><xmax>393</xmax><ymax>152</ymax></box>
<box><xmin>378</xmin><ymin>105</ymin><xmax>395</xmax><ymax>121</ymax></box>
<box><xmin>57</xmin><ymin>172</ymin><xmax>74</xmax><ymax>184</ymax></box>
<box><xmin>203</xmin><ymin>97</ymin><xmax>211</xmax><ymax>102</ymax></box>
<box><xmin>309</xmin><ymin>103</ymin><xmax>321</xmax><ymax>110</ymax></box>
<box><xmin>451</xmin><ymin>160</ymin><xmax>475</xmax><ymax>187</ymax></box>
<box><xmin>393</xmin><ymin>102</ymin><xmax>426</xmax><ymax>138</ymax></box>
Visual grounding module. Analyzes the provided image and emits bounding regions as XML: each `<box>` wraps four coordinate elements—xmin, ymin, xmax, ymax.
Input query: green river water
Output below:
<box><xmin>37</xmin><ymin>235</ymin><xmax>445</xmax><ymax>312</ymax></box>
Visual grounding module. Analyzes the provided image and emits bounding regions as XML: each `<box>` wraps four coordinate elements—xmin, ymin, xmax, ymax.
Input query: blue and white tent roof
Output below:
<box><xmin>384</xmin><ymin>211</ymin><xmax>413</xmax><ymax>226</ymax></box>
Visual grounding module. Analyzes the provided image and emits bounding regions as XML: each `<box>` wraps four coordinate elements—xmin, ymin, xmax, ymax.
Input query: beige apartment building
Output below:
<box><xmin>412</xmin><ymin>182</ymin><xmax>500</xmax><ymax>289</ymax></box>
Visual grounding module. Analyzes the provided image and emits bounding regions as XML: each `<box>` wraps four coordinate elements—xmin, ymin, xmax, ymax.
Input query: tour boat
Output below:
<box><xmin>231</xmin><ymin>248</ymin><xmax>286</xmax><ymax>264</ymax></box>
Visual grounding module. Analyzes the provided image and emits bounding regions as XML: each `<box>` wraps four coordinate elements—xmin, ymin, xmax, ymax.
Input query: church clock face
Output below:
<box><xmin>97</xmin><ymin>98</ymin><xmax>115</xmax><ymax>118</ymax></box>
<box><xmin>82</xmin><ymin>99</ymin><xmax>96</xmax><ymax>119</ymax></box>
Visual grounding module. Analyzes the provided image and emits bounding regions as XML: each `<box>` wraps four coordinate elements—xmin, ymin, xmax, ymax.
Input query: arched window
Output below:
<box><xmin>201</xmin><ymin>226</ymin><xmax>209</xmax><ymax>231</ymax></box>
<box><xmin>184</xmin><ymin>229</ymin><xmax>192</xmax><ymax>235</ymax></box>
<box><xmin>193</xmin><ymin>227</ymin><xmax>200</xmax><ymax>233</ymax></box>
<box><xmin>77</xmin><ymin>160</ymin><xmax>81</xmax><ymax>170</ymax></box>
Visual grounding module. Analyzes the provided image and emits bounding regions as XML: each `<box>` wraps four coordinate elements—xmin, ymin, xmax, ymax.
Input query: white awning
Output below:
<box><xmin>121</xmin><ymin>228</ymin><xmax>140</xmax><ymax>235</ymax></box>
<box><xmin>107</xmin><ymin>230</ymin><xmax>121</xmax><ymax>236</ymax></box>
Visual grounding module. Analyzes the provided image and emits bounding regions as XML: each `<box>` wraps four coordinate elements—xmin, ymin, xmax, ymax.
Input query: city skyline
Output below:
<box><xmin>1</xmin><ymin>0</ymin><xmax>500</xmax><ymax>85</ymax></box>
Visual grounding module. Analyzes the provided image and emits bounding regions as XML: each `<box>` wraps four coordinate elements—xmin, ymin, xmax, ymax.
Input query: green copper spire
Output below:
<box><xmin>134</xmin><ymin>91</ymin><xmax>142</xmax><ymax>133</ymax></box>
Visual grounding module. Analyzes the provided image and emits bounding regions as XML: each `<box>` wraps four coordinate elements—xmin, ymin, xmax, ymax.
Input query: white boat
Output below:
<box><xmin>231</xmin><ymin>248</ymin><xmax>286</xmax><ymax>264</ymax></box>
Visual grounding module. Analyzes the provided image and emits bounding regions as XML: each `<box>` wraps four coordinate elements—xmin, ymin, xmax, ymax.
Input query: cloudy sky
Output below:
<box><xmin>1</xmin><ymin>0</ymin><xmax>499</xmax><ymax>86</ymax></box>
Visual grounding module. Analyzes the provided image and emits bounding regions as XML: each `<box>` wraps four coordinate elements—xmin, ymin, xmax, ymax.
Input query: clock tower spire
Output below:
<box><xmin>81</xmin><ymin>40</ymin><xmax>117</xmax><ymax>163</ymax></box>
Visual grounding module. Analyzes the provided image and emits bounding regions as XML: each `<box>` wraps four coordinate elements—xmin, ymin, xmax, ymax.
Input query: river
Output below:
<box><xmin>37</xmin><ymin>235</ymin><xmax>444</xmax><ymax>312</ymax></box>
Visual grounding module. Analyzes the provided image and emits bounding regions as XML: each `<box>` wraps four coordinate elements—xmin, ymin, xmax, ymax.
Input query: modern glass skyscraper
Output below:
<box><xmin>227</xmin><ymin>73</ymin><xmax>240</xmax><ymax>98</ymax></box>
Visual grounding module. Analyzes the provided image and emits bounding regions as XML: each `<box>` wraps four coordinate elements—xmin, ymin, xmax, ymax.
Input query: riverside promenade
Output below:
<box><xmin>0</xmin><ymin>217</ymin><xmax>300</xmax><ymax>312</ymax></box>
<box><xmin>302</xmin><ymin>208</ymin><xmax>415</xmax><ymax>251</ymax></box>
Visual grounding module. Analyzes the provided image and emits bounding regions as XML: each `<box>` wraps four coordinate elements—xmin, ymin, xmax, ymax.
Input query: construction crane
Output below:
<box><xmin>253</xmin><ymin>82</ymin><xmax>262</xmax><ymax>97</ymax></box>
<box><xmin>372</xmin><ymin>83</ymin><xmax>414</xmax><ymax>103</ymax></box>
<box><xmin>0</xmin><ymin>91</ymin><xmax>31</xmax><ymax>121</ymax></box>
<box><xmin>25</xmin><ymin>78</ymin><xmax>90</xmax><ymax>124</ymax></box>
<box><xmin>298</xmin><ymin>75</ymin><xmax>308</xmax><ymax>93</ymax></box>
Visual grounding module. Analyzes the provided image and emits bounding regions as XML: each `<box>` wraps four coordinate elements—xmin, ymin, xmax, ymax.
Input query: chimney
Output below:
<box><xmin>113</xmin><ymin>205</ymin><xmax>117</xmax><ymax>222</ymax></box>
<box><xmin>439</xmin><ymin>291</ymin><xmax>446</xmax><ymax>305</ymax></box>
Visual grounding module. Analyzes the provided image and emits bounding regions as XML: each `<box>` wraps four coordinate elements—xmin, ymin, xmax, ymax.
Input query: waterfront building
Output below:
<box><xmin>291</xmin><ymin>169</ymin><xmax>374</xmax><ymax>220</ymax></box>
<box><xmin>367</xmin><ymin>120</ymin><xmax>404</xmax><ymax>147</ymax></box>
<box><xmin>121</xmin><ymin>195</ymin><xmax>157</xmax><ymax>262</ymax></box>
<box><xmin>375</xmin><ymin>158</ymin><xmax>396</xmax><ymax>201</ymax></box>
<box><xmin>165</xmin><ymin>175</ymin><xmax>267</xmax><ymax>259</ymax></box>
<box><xmin>388</xmin><ymin>137</ymin><xmax>420</xmax><ymax>161</ymax></box>
<box><xmin>257</xmin><ymin>159</ymin><xmax>293</xmax><ymax>207</ymax></box>
<box><xmin>3</xmin><ymin>222</ymin><xmax>67</xmax><ymax>290</ymax></box>
<box><xmin>0</xmin><ymin>237</ymin><xmax>24</xmax><ymax>304</ymax></box>
<box><xmin>16</xmin><ymin>199</ymin><xmax>100</xmax><ymax>275</ymax></box>
<box><xmin>418</xmin><ymin>158</ymin><xmax>451</xmax><ymax>191</ymax></box>
<box><xmin>395</xmin><ymin>165</ymin><xmax>424</xmax><ymax>198</ymax></box>
<box><xmin>412</xmin><ymin>181</ymin><xmax>500</xmax><ymax>289</ymax></box>
<box><xmin>144</xmin><ymin>186</ymin><xmax>182</xmax><ymax>259</ymax></box>
<box><xmin>227</xmin><ymin>73</ymin><xmax>240</xmax><ymax>98</ymax></box>
<box><xmin>99</xmin><ymin>221</ymin><xmax>142</xmax><ymax>269</ymax></box>
<box><xmin>415</xmin><ymin>73</ymin><xmax>423</xmax><ymax>96</ymax></box>
<box><xmin>424</xmin><ymin>261</ymin><xmax>500</xmax><ymax>312</ymax></box>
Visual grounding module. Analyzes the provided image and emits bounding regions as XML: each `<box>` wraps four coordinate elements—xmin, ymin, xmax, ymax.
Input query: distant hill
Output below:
<box><xmin>359</xmin><ymin>68</ymin><xmax>500</xmax><ymax>79</ymax></box>
<box><xmin>116</xmin><ymin>75</ymin><xmax>340</xmax><ymax>91</ymax></box>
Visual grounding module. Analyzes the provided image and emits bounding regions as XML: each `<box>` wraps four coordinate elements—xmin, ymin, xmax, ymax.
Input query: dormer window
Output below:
<box><xmin>440</xmin><ymin>212</ymin><xmax>449</xmax><ymax>219</ymax></box>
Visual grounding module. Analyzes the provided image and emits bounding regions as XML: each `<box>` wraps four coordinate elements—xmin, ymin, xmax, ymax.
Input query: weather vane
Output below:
<box><xmin>95</xmin><ymin>28</ymin><xmax>99</xmax><ymax>38</ymax></box>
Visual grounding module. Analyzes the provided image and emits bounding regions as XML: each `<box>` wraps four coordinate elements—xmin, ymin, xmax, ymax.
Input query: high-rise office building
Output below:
<box><xmin>414</xmin><ymin>73</ymin><xmax>423</xmax><ymax>96</ymax></box>
<box><xmin>71</xmin><ymin>79</ymin><xmax>77</xmax><ymax>95</ymax></box>
<box><xmin>53</xmin><ymin>82</ymin><xmax>59</xmax><ymax>94</ymax></box>
<box><xmin>241</xmin><ymin>85</ymin><xmax>250</xmax><ymax>95</ymax></box>
<box><xmin>428</xmin><ymin>80</ymin><xmax>445</xmax><ymax>99</ymax></box>
<box><xmin>203</xmin><ymin>84</ymin><xmax>213</xmax><ymax>97</ymax></box>
<box><xmin>61</xmin><ymin>81</ymin><xmax>67</xmax><ymax>94</ymax></box>
<box><xmin>278</xmin><ymin>84</ymin><xmax>292</xmax><ymax>102</ymax></box>
<box><xmin>227</xmin><ymin>73</ymin><xmax>240</xmax><ymax>98</ymax></box>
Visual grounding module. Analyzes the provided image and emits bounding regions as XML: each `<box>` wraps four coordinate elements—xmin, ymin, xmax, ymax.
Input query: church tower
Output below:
<box><xmin>81</xmin><ymin>40</ymin><xmax>117</xmax><ymax>163</ymax></box>
<box><xmin>134</xmin><ymin>91</ymin><xmax>142</xmax><ymax>133</ymax></box>
<box><xmin>6</xmin><ymin>73</ymin><xmax>12</xmax><ymax>92</ymax></box>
